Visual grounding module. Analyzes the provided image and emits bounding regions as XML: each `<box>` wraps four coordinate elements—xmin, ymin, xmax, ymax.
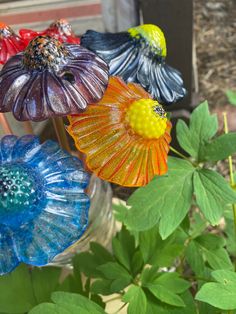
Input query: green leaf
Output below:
<box><xmin>122</xmin><ymin>285</ymin><xmax>147</xmax><ymax>314</ymax></box>
<box><xmin>195</xmin><ymin>233</ymin><xmax>226</xmax><ymax>250</ymax></box>
<box><xmin>196</xmin><ymin>270</ymin><xmax>236</xmax><ymax>310</ymax></box>
<box><xmin>91</xmin><ymin>279</ymin><xmax>112</xmax><ymax>295</ymax></box>
<box><xmin>153</xmin><ymin>273</ymin><xmax>190</xmax><ymax>294</ymax></box>
<box><xmin>112</xmin><ymin>227</ymin><xmax>136</xmax><ymax>271</ymax></box>
<box><xmin>131</xmin><ymin>251</ymin><xmax>144</xmax><ymax>276</ymax></box>
<box><xmin>146</xmin><ymin>284</ymin><xmax>185</xmax><ymax>307</ymax></box>
<box><xmin>97</xmin><ymin>262</ymin><xmax>132</xmax><ymax>280</ymax></box>
<box><xmin>176</xmin><ymin>101</ymin><xmax>218</xmax><ymax>159</ymax></box>
<box><xmin>185</xmin><ymin>241</ymin><xmax>205</xmax><ymax>276</ymax></box>
<box><xmin>141</xmin><ymin>266</ymin><xmax>159</xmax><ymax>286</ymax></box>
<box><xmin>51</xmin><ymin>292</ymin><xmax>105</xmax><ymax>314</ymax></box>
<box><xmin>211</xmin><ymin>269</ymin><xmax>236</xmax><ymax>284</ymax></box>
<box><xmin>0</xmin><ymin>264</ymin><xmax>36</xmax><ymax>313</ymax></box>
<box><xmin>196</xmin><ymin>237</ymin><xmax>233</xmax><ymax>271</ymax></box>
<box><xmin>226</xmin><ymin>90</ymin><xmax>236</xmax><ymax>106</ymax></box>
<box><xmin>201</xmin><ymin>133</ymin><xmax>236</xmax><ymax>161</ymax></box>
<box><xmin>146</xmin><ymin>291</ymin><xmax>197</xmax><ymax>314</ymax></box>
<box><xmin>75</xmin><ymin>242</ymin><xmax>114</xmax><ymax>279</ymax></box>
<box><xmin>124</xmin><ymin>158</ymin><xmax>194</xmax><ymax>239</ymax></box>
<box><xmin>97</xmin><ymin>262</ymin><xmax>132</xmax><ymax>292</ymax></box>
<box><xmin>29</xmin><ymin>303</ymin><xmax>70</xmax><ymax>314</ymax></box>
<box><xmin>31</xmin><ymin>267</ymin><xmax>61</xmax><ymax>304</ymax></box>
<box><xmin>194</xmin><ymin>169</ymin><xmax>236</xmax><ymax>224</ymax></box>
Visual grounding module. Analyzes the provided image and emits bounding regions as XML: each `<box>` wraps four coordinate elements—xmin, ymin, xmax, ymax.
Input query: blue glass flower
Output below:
<box><xmin>0</xmin><ymin>135</ymin><xmax>90</xmax><ymax>275</ymax></box>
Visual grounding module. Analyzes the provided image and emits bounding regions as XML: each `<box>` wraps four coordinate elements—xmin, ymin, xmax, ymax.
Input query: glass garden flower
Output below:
<box><xmin>68</xmin><ymin>77</ymin><xmax>172</xmax><ymax>187</ymax></box>
<box><xmin>0</xmin><ymin>35</ymin><xmax>109</xmax><ymax>121</ymax></box>
<box><xmin>19</xmin><ymin>19</ymin><xmax>81</xmax><ymax>45</ymax></box>
<box><xmin>81</xmin><ymin>24</ymin><xmax>186</xmax><ymax>105</ymax></box>
<box><xmin>0</xmin><ymin>134</ymin><xmax>90</xmax><ymax>275</ymax></box>
<box><xmin>0</xmin><ymin>22</ymin><xmax>26</xmax><ymax>65</ymax></box>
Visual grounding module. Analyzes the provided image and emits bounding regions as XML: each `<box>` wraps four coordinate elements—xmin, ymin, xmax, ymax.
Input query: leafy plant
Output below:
<box><xmin>1</xmin><ymin>100</ymin><xmax>236</xmax><ymax>314</ymax></box>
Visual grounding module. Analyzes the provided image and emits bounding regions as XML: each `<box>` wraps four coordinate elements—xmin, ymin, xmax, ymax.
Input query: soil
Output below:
<box><xmin>194</xmin><ymin>0</ymin><xmax>236</xmax><ymax>130</ymax></box>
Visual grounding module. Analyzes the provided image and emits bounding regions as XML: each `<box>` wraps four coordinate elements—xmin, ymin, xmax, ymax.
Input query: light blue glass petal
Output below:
<box><xmin>23</xmin><ymin>140</ymin><xmax>61</xmax><ymax>166</ymax></box>
<box><xmin>44</xmin><ymin>157</ymin><xmax>90</xmax><ymax>192</ymax></box>
<box><xmin>0</xmin><ymin>226</ymin><xmax>19</xmax><ymax>275</ymax></box>
<box><xmin>14</xmin><ymin>195</ymin><xmax>89</xmax><ymax>265</ymax></box>
<box><xmin>11</xmin><ymin>135</ymin><xmax>40</xmax><ymax>161</ymax></box>
<box><xmin>0</xmin><ymin>135</ymin><xmax>18</xmax><ymax>163</ymax></box>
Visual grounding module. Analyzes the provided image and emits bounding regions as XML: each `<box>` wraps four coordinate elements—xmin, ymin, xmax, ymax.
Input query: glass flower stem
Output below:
<box><xmin>52</xmin><ymin>117</ymin><xmax>70</xmax><ymax>152</ymax></box>
<box><xmin>0</xmin><ymin>113</ymin><xmax>13</xmax><ymax>134</ymax></box>
<box><xmin>22</xmin><ymin>121</ymin><xmax>34</xmax><ymax>135</ymax></box>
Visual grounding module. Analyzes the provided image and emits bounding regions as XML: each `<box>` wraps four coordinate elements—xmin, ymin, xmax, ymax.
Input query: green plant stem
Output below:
<box><xmin>170</xmin><ymin>146</ymin><xmax>198</xmax><ymax>167</ymax></box>
<box><xmin>223</xmin><ymin>112</ymin><xmax>236</xmax><ymax>271</ymax></box>
<box><xmin>169</xmin><ymin>146</ymin><xmax>189</xmax><ymax>161</ymax></box>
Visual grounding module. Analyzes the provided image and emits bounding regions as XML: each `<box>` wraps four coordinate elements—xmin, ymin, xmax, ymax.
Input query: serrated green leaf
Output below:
<box><xmin>204</xmin><ymin>247</ymin><xmax>233</xmax><ymax>270</ymax></box>
<box><xmin>185</xmin><ymin>241</ymin><xmax>205</xmax><ymax>276</ymax></box>
<box><xmin>141</xmin><ymin>266</ymin><xmax>159</xmax><ymax>286</ymax></box>
<box><xmin>0</xmin><ymin>264</ymin><xmax>36</xmax><ymax>313</ymax></box>
<box><xmin>195</xmin><ymin>233</ymin><xmax>226</xmax><ymax>250</ymax></box>
<box><xmin>194</xmin><ymin>169</ymin><xmax>236</xmax><ymax>224</ymax></box>
<box><xmin>146</xmin><ymin>290</ymin><xmax>197</xmax><ymax>314</ymax></box>
<box><xmin>139</xmin><ymin>227</ymin><xmax>185</xmax><ymax>267</ymax></box>
<box><xmin>146</xmin><ymin>284</ymin><xmax>185</xmax><ymax>307</ymax></box>
<box><xmin>201</xmin><ymin>133</ymin><xmax>236</xmax><ymax>161</ymax></box>
<box><xmin>75</xmin><ymin>242</ymin><xmax>114</xmax><ymax>279</ymax></box>
<box><xmin>196</xmin><ymin>282</ymin><xmax>236</xmax><ymax>310</ymax></box>
<box><xmin>51</xmin><ymin>292</ymin><xmax>105</xmax><ymax>314</ymax></box>
<box><xmin>91</xmin><ymin>279</ymin><xmax>112</xmax><ymax>295</ymax></box>
<box><xmin>176</xmin><ymin>101</ymin><xmax>218</xmax><ymax>159</ymax></box>
<box><xmin>131</xmin><ymin>251</ymin><xmax>144</xmax><ymax>276</ymax></box>
<box><xmin>97</xmin><ymin>262</ymin><xmax>132</xmax><ymax>281</ymax></box>
<box><xmin>153</xmin><ymin>273</ymin><xmax>190</xmax><ymax>294</ymax></box>
<box><xmin>112</xmin><ymin>227</ymin><xmax>135</xmax><ymax>271</ymax></box>
<box><xmin>122</xmin><ymin>285</ymin><xmax>147</xmax><ymax>314</ymax></box>
<box><xmin>125</xmin><ymin>158</ymin><xmax>194</xmax><ymax>239</ymax></box>
<box><xmin>226</xmin><ymin>90</ymin><xmax>236</xmax><ymax>106</ymax></box>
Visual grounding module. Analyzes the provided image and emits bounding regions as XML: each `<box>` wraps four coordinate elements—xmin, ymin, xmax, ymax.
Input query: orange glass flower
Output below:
<box><xmin>68</xmin><ymin>77</ymin><xmax>172</xmax><ymax>187</ymax></box>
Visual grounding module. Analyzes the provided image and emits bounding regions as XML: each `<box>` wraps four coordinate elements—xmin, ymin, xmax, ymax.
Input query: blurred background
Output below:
<box><xmin>0</xmin><ymin>0</ymin><xmax>235</xmax><ymax>133</ymax></box>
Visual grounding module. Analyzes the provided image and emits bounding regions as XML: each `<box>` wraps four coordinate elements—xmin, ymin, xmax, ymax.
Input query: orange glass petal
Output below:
<box><xmin>68</xmin><ymin>77</ymin><xmax>172</xmax><ymax>187</ymax></box>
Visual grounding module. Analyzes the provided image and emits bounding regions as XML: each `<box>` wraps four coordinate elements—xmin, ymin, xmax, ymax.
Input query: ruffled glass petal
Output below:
<box><xmin>68</xmin><ymin>77</ymin><xmax>172</xmax><ymax>187</ymax></box>
<box><xmin>0</xmin><ymin>135</ymin><xmax>90</xmax><ymax>274</ymax></box>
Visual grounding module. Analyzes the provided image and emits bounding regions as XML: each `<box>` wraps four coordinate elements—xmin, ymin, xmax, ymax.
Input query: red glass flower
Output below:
<box><xmin>19</xmin><ymin>19</ymin><xmax>80</xmax><ymax>45</ymax></box>
<box><xmin>0</xmin><ymin>22</ymin><xmax>26</xmax><ymax>65</ymax></box>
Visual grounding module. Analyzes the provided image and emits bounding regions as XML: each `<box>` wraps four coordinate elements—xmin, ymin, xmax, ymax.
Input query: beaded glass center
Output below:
<box><xmin>0</xmin><ymin>164</ymin><xmax>43</xmax><ymax>227</ymax></box>
<box><xmin>23</xmin><ymin>35</ymin><xmax>69</xmax><ymax>70</ymax></box>
<box><xmin>126</xmin><ymin>99</ymin><xmax>167</xmax><ymax>139</ymax></box>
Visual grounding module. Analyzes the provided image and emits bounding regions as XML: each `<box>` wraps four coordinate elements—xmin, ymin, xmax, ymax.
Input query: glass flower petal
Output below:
<box><xmin>0</xmin><ymin>35</ymin><xmax>109</xmax><ymax>121</ymax></box>
<box><xmin>0</xmin><ymin>135</ymin><xmax>90</xmax><ymax>274</ymax></box>
<box><xmin>19</xmin><ymin>19</ymin><xmax>80</xmax><ymax>45</ymax></box>
<box><xmin>81</xmin><ymin>24</ymin><xmax>186</xmax><ymax>105</ymax></box>
<box><xmin>68</xmin><ymin>77</ymin><xmax>172</xmax><ymax>187</ymax></box>
<box><xmin>0</xmin><ymin>22</ymin><xmax>26</xmax><ymax>65</ymax></box>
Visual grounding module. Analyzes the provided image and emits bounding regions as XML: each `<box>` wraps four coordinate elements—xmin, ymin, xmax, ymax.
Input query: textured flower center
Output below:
<box><xmin>49</xmin><ymin>19</ymin><xmax>72</xmax><ymax>36</ymax></box>
<box><xmin>126</xmin><ymin>99</ymin><xmax>167</xmax><ymax>139</ymax></box>
<box><xmin>128</xmin><ymin>24</ymin><xmax>167</xmax><ymax>57</ymax></box>
<box><xmin>23</xmin><ymin>35</ymin><xmax>69</xmax><ymax>70</ymax></box>
<box><xmin>0</xmin><ymin>23</ymin><xmax>14</xmax><ymax>39</ymax></box>
<box><xmin>0</xmin><ymin>164</ymin><xmax>43</xmax><ymax>227</ymax></box>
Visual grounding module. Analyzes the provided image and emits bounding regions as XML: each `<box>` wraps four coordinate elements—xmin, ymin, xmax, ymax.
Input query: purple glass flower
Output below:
<box><xmin>0</xmin><ymin>35</ymin><xmax>109</xmax><ymax>121</ymax></box>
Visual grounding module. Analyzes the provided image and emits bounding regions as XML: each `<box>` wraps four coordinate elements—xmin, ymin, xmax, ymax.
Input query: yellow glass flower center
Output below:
<box><xmin>128</xmin><ymin>24</ymin><xmax>167</xmax><ymax>57</ymax></box>
<box><xmin>126</xmin><ymin>99</ymin><xmax>167</xmax><ymax>139</ymax></box>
